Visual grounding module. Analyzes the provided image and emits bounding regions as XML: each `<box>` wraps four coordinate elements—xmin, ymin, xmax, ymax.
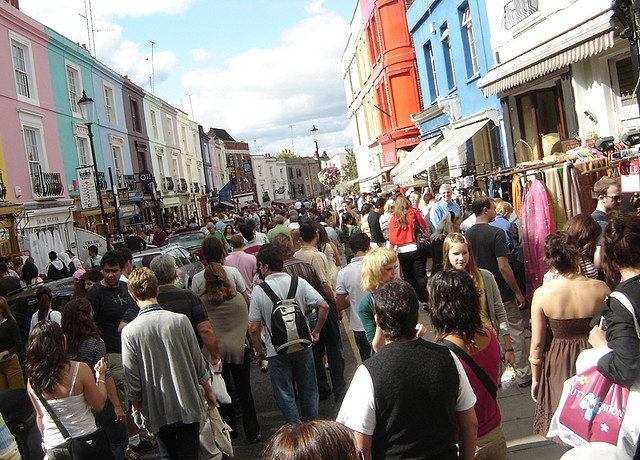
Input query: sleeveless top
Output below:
<box><xmin>36</xmin><ymin>362</ymin><xmax>98</xmax><ymax>449</ymax></box>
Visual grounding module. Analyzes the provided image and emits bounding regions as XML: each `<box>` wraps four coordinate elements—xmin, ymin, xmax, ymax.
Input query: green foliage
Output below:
<box><xmin>276</xmin><ymin>149</ymin><xmax>297</xmax><ymax>159</ymax></box>
<box><xmin>341</xmin><ymin>146</ymin><xmax>360</xmax><ymax>193</ymax></box>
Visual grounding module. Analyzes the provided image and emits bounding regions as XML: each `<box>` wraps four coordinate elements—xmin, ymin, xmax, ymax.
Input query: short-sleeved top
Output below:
<box><xmin>466</xmin><ymin>223</ymin><xmax>514</xmax><ymax>301</ymax></box>
<box><xmin>85</xmin><ymin>282</ymin><xmax>136</xmax><ymax>353</ymax></box>
<box><xmin>29</xmin><ymin>309</ymin><xmax>62</xmax><ymax>335</ymax></box>
<box><xmin>335</xmin><ymin>256</ymin><xmax>366</xmax><ymax>331</ymax></box>
<box><xmin>249</xmin><ymin>272</ymin><xmax>324</xmax><ymax>357</ymax></box>
<box><xmin>190</xmin><ymin>265</ymin><xmax>247</xmax><ymax>297</ymax></box>
<box><xmin>294</xmin><ymin>246</ymin><xmax>331</xmax><ymax>286</ymax></box>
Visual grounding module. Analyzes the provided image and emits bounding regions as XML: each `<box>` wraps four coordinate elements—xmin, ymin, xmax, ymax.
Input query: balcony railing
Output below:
<box><xmin>124</xmin><ymin>174</ymin><xmax>136</xmax><ymax>192</ymax></box>
<box><xmin>201</xmin><ymin>184</ymin><xmax>209</xmax><ymax>195</ymax></box>
<box><xmin>192</xmin><ymin>182</ymin><xmax>200</xmax><ymax>194</ymax></box>
<box><xmin>177</xmin><ymin>178</ymin><xmax>188</xmax><ymax>193</ymax></box>
<box><xmin>31</xmin><ymin>165</ymin><xmax>65</xmax><ymax>199</ymax></box>
<box><xmin>165</xmin><ymin>177</ymin><xmax>174</xmax><ymax>191</ymax></box>
<box><xmin>0</xmin><ymin>171</ymin><xmax>6</xmax><ymax>200</ymax></box>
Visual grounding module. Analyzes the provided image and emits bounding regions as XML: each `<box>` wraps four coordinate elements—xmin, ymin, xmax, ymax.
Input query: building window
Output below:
<box><xmin>423</xmin><ymin>41</ymin><xmax>439</xmax><ymax>102</ymax></box>
<box><xmin>150</xmin><ymin>109</ymin><xmax>158</xmax><ymax>138</ymax></box>
<box><xmin>280</xmin><ymin>168</ymin><xmax>284</xmax><ymax>179</ymax></box>
<box><xmin>166</xmin><ymin>115</ymin><xmax>175</xmax><ymax>145</ymax></box>
<box><xmin>258</xmin><ymin>165</ymin><xmax>262</xmax><ymax>177</ymax></box>
<box><xmin>103</xmin><ymin>83</ymin><xmax>116</xmax><ymax>124</ymax></box>
<box><xmin>66</xmin><ymin>63</ymin><xmax>82</xmax><ymax>115</ymax></box>
<box><xmin>130</xmin><ymin>99</ymin><xmax>141</xmax><ymax>132</ymax></box>
<box><xmin>111</xmin><ymin>138</ymin><xmax>125</xmax><ymax>188</ymax></box>
<box><xmin>24</xmin><ymin>127</ymin><xmax>43</xmax><ymax>180</ymax></box>
<box><xmin>461</xmin><ymin>6</ymin><xmax>480</xmax><ymax>77</ymax></box>
<box><xmin>76</xmin><ymin>136</ymin><xmax>90</xmax><ymax>166</ymax></box>
<box><xmin>440</xmin><ymin>26</ymin><xmax>456</xmax><ymax>90</ymax></box>
<box><xmin>10</xmin><ymin>32</ymin><xmax>38</xmax><ymax>104</ymax></box>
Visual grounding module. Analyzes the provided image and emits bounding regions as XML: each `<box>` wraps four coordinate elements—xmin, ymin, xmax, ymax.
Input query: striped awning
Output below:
<box><xmin>478</xmin><ymin>12</ymin><xmax>615</xmax><ymax>97</ymax></box>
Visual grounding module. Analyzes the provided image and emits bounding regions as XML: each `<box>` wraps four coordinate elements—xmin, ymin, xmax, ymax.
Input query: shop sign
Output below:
<box><xmin>620</xmin><ymin>161</ymin><xmax>640</xmax><ymax>192</ymax></box>
<box><xmin>77</xmin><ymin>167</ymin><xmax>99</xmax><ymax>210</ymax></box>
<box><xmin>119</xmin><ymin>204</ymin><xmax>139</xmax><ymax>219</ymax></box>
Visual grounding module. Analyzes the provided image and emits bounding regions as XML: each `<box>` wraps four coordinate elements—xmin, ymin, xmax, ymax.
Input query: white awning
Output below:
<box><xmin>477</xmin><ymin>12</ymin><xmax>615</xmax><ymax>96</ymax></box>
<box><xmin>391</xmin><ymin>135</ymin><xmax>442</xmax><ymax>179</ymax></box>
<box><xmin>348</xmin><ymin>164</ymin><xmax>395</xmax><ymax>186</ymax></box>
<box><xmin>393</xmin><ymin>119</ymin><xmax>490</xmax><ymax>185</ymax></box>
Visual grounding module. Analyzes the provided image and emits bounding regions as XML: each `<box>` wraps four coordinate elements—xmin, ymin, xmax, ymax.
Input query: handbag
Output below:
<box><xmin>199</xmin><ymin>405</ymin><xmax>234</xmax><ymax>458</ymax></box>
<box><xmin>412</xmin><ymin>215</ymin><xmax>431</xmax><ymax>256</ymax></box>
<box><xmin>34</xmin><ymin>390</ymin><xmax>113</xmax><ymax>460</ymax></box>
<box><xmin>547</xmin><ymin>291</ymin><xmax>640</xmax><ymax>456</ymax></box>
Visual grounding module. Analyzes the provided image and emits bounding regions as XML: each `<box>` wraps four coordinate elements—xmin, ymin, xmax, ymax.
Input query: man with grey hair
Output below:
<box><xmin>119</xmin><ymin>254</ymin><xmax>221</xmax><ymax>366</ymax></box>
<box><xmin>286</xmin><ymin>209</ymin><xmax>300</xmax><ymax>229</ymax></box>
<box><xmin>429</xmin><ymin>184</ymin><xmax>462</xmax><ymax>233</ymax></box>
<box><xmin>267</xmin><ymin>213</ymin><xmax>291</xmax><ymax>242</ymax></box>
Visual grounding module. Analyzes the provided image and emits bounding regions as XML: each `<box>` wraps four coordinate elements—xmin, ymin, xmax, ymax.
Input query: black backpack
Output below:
<box><xmin>258</xmin><ymin>277</ymin><xmax>312</xmax><ymax>355</ymax></box>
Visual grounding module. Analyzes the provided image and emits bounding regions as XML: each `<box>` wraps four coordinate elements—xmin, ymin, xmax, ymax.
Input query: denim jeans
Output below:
<box><xmin>309</xmin><ymin>313</ymin><xmax>347</xmax><ymax>402</ymax></box>
<box><xmin>268</xmin><ymin>347</ymin><xmax>318</xmax><ymax>424</ymax></box>
<box><xmin>397</xmin><ymin>250</ymin><xmax>428</xmax><ymax>302</ymax></box>
<box><xmin>155</xmin><ymin>421</ymin><xmax>199</xmax><ymax>460</ymax></box>
<box><xmin>94</xmin><ymin>398</ymin><xmax>128</xmax><ymax>460</ymax></box>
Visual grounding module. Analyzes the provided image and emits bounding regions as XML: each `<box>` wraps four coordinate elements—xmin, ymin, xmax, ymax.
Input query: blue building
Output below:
<box><xmin>392</xmin><ymin>0</ymin><xmax>505</xmax><ymax>191</ymax></box>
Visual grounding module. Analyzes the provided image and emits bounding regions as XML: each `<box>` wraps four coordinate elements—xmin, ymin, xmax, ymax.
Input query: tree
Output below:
<box><xmin>276</xmin><ymin>149</ymin><xmax>297</xmax><ymax>159</ymax></box>
<box><xmin>341</xmin><ymin>146</ymin><xmax>360</xmax><ymax>193</ymax></box>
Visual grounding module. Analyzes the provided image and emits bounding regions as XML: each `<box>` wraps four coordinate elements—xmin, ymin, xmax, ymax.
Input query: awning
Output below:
<box><xmin>391</xmin><ymin>135</ymin><xmax>442</xmax><ymax>179</ymax></box>
<box><xmin>348</xmin><ymin>165</ymin><xmax>395</xmax><ymax>186</ymax></box>
<box><xmin>477</xmin><ymin>12</ymin><xmax>614</xmax><ymax>96</ymax></box>
<box><xmin>393</xmin><ymin>118</ymin><xmax>490</xmax><ymax>185</ymax></box>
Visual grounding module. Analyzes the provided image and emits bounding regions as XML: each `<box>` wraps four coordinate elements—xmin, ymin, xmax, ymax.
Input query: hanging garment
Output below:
<box><xmin>562</xmin><ymin>162</ymin><xmax>583</xmax><ymax>219</ymax></box>
<box><xmin>512</xmin><ymin>174</ymin><xmax>524</xmax><ymax>218</ymax></box>
<box><xmin>522</xmin><ymin>179</ymin><xmax>556</xmax><ymax>299</ymax></box>
<box><xmin>544</xmin><ymin>168</ymin><xmax>566</xmax><ymax>230</ymax></box>
<box><xmin>573</xmin><ymin>157</ymin><xmax>608</xmax><ymax>214</ymax></box>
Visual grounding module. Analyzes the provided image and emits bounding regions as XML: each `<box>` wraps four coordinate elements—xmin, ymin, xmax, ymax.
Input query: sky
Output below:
<box><xmin>19</xmin><ymin>0</ymin><xmax>357</xmax><ymax>159</ymax></box>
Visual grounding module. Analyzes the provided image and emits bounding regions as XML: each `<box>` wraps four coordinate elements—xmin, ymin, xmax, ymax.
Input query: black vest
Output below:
<box><xmin>364</xmin><ymin>339</ymin><xmax>460</xmax><ymax>460</ymax></box>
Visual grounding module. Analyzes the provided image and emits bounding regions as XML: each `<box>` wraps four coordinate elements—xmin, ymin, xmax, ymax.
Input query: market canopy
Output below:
<box><xmin>348</xmin><ymin>164</ymin><xmax>395</xmax><ymax>186</ymax></box>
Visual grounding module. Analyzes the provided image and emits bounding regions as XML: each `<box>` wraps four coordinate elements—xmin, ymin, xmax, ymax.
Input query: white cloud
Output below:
<box><xmin>190</xmin><ymin>48</ymin><xmax>211</xmax><ymax>62</ymax></box>
<box><xmin>182</xmin><ymin>9</ymin><xmax>351</xmax><ymax>156</ymax></box>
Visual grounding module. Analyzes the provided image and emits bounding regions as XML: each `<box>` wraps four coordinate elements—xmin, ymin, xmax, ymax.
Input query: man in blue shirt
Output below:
<box><xmin>429</xmin><ymin>184</ymin><xmax>462</xmax><ymax>233</ymax></box>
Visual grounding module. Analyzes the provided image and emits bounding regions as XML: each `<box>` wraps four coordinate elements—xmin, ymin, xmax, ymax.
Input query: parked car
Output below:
<box><xmin>132</xmin><ymin>243</ymin><xmax>203</xmax><ymax>288</ymax></box>
<box><xmin>164</xmin><ymin>230</ymin><xmax>205</xmax><ymax>258</ymax></box>
<box><xmin>6</xmin><ymin>277</ymin><xmax>74</xmax><ymax>349</ymax></box>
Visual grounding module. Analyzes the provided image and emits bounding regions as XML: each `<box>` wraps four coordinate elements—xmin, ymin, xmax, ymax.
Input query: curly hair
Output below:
<box><xmin>203</xmin><ymin>263</ymin><xmax>236</xmax><ymax>304</ymax></box>
<box><xmin>604</xmin><ymin>211</ymin><xmax>640</xmax><ymax>272</ymax></box>
<box><xmin>35</xmin><ymin>286</ymin><xmax>53</xmax><ymax>323</ymax></box>
<box><xmin>361</xmin><ymin>248</ymin><xmax>398</xmax><ymax>292</ymax></box>
<box><xmin>26</xmin><ymin>320</ymin><xmax>70</xmax><ymax>395</ymax></box>
<box><xmin>563</xmin><ymin>213</ymin><xmax>601</xmax><ymax>259</ymax></box>
<box><xmin>62</xmin><ymin>298</ymin><xmax>101</xmax><ymax>357</ymax></box>
<box><xmin>427</xmin><ymin>269</ymin><xmax>483</xmax><ymax>347</ymax></box>
<box><xmin>542</xmin><ymin>231</ymin><xmax>579</xmax><ymax>274</ymax></box>
<box><xmin>262</xmin><ymin>420</ymin><xmax>359</xmax><ymax>460</ymax></box>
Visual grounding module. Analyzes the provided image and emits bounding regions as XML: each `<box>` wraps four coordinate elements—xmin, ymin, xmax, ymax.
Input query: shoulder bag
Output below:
<box><xmin>442</xmin><ymin>339</ymin><xmax>497</xmax><ymax>401</ymax></box>
<box><xmin>412</xmin><ymin>213</ymin><xmax>431</xmax><ymax>257</ymax></box>
<box><xmin>34</xmin><ymin>390</ymin><xmax>113</xmax><ymax>460</ymax></box>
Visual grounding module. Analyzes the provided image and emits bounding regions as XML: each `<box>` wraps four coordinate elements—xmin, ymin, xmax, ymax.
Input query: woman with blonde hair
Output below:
<box><xmin>357</xmin><ymin>248</ymin><xmax>399</xmax><ymax>351</ymax></box>
<box><xmin>0</xmin><ymin>297</ymin><xmax>24</xmax><ymax>390</ymax></box>
<box><xmin>442</xmin><ymin>233</ymin><xmax>515</xmax><ymax>366</ymax></box>
<box><xmin>388</xmin><ymin>194</ymin><xmax>429</xmax><ymax>303</ymax></box>
<box><xmin>200</xmin><ymin>262</ymin><xmax>261</xmax><ymax>444</ymax></box>
<box><xmin>430</xmin><ymin>211</ymin><xmax>461</xmax><ymax>277</ymax></box>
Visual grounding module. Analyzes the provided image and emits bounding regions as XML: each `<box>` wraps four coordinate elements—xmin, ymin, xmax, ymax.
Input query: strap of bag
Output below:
<box><xmin>609</xmin><ymin>291</ymin><xmax>640</xmax><ymax>338</ymax></box>
<box><xmin>34</xmin><ymin>389</ymin><xmax>72</xmax><ymax>441</ymax></box>
<box><xmin>442</xmin><ymin>339</ymin><xmax>497</xmax><ymax>401</ymax></box>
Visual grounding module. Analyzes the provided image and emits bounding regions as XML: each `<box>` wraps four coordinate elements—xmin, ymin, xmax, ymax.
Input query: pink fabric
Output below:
<box><xmin>522</xmin><ymin>179</ymin><xmax>555</xmax><ymax>299</ymax></box>
<box><xmin>225</xmin><ymin>250</ymin><xmax>258</xmax><ymax>298</ymax></box>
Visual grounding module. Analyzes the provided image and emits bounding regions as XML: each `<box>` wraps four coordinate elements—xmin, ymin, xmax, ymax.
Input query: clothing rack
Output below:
<box><xmin>579</xmin><ymin>154</ymin><xmax>640</xmax><ymax>175</ymax></box>
<box><xmin>476</xmin><ymin>158</ymin><xmax>569</xmax><ymax>179</ymax></box>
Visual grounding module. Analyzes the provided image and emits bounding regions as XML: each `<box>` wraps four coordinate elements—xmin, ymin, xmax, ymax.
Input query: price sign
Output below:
<box><xmin>620</xmin><ymin>161</ymin><xmax>640</xmax><ymax>193</ymax></box>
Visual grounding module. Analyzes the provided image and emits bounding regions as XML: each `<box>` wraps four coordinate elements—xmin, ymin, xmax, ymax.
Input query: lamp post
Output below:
<box><xmin>311</xmin><ymin>124</ymin><xmax>324</xmax><ymax>200</ymax></box>
<box><xmin>78</xmin><ymin>90</ymin><xmax>111</xmax><ymax>251</ymax></box>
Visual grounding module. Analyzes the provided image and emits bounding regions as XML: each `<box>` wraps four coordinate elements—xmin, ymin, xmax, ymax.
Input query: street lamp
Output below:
<box><xmin>77</xmin><ymin>90</ymin><xmax>111</xmax><ymax>251</ymax></box>
<box><xmin>311</xmin><ymin>125</ymin><xmax>324</xmax><ymax>200</ymax></box>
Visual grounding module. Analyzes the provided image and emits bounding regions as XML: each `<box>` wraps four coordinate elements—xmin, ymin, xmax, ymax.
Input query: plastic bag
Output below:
<box><xmin>501</xmin><ymin>364</ymin><xmax>519</xmax><ymax>390</ymax></box>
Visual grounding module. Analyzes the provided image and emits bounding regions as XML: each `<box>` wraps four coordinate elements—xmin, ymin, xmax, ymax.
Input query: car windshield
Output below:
<box><xmin>166</xmin><ymin>233</ymin><xmax>204</xmax><ymax>249</ymax></box>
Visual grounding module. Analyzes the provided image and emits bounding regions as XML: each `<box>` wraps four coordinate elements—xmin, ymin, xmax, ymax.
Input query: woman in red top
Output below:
<box><xmin>428</xmin><ymin>269</ymin><xmax>506</xmax><ymax>460</ymax></box>
<box><xmin>388</xmin><ymin>194</ymin><xmax>429</xmax><ymax>303</ymax></box>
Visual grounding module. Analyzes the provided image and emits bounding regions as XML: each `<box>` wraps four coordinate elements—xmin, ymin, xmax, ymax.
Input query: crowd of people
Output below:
<box><xmin>1</xmin><ymin>175</ymin><xmax>640</xmax><ymax>460</ymax></box>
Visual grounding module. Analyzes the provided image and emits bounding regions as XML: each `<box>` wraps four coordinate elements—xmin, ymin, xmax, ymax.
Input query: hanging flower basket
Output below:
<box><xmin>318</xmin><ymin>166</ymin><xmax>341</xmax><ymax>188</ymax></box>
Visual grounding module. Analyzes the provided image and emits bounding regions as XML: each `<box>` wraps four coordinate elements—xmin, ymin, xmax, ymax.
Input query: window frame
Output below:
<box><xmin>65</xmin><ymin>61</ymin><xmax>82</xmax><ymax>117</ymax></box>
<box><xmin>103</xmin><ymin>82</ymin><xmax>117</xmax><ymax>124</ymax></box>
<box><xmin>9</xmin><ymin>31</ymin><xmax>39</xmax><ymax>105</ymax></box>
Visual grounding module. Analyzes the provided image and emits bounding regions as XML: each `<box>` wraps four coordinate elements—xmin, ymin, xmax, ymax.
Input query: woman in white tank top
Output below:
<box><xmin>25</xmin><ymin>320</ymin><xmax>109</xmax><ymax>457</ymax></box>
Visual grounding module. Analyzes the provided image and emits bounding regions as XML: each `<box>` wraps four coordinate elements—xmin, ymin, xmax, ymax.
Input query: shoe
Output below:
<box><xmin>125</xmin><ymin>449</ymin><xmax>141</xmax><ymax>460</ymax></box>
<box><xmin>518</xmin><ymin>379</ymin><xmax>532</xmax><ymax>388</ymax></box>
<box><xmin>248</xmin><ymin>433</ymin><xmax>263</xmax><ymax>444</ymax></box>
<box><xmin>130</xmin><ymin>438</ymin><xmax>157</xmax><ymax>453</ymax></box>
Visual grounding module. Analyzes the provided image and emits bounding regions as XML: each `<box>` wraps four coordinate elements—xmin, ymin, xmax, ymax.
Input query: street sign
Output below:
<box><xmin>118</xmin><ymin>188</ymin><xmax>129</xmax><ymax>201</ymax></box>
<box><xmin>76</xmin><ymin>166</ymin><xmax>99</xmax><ymax>210</ymax></box>
<box><xmin>138</xmin><ymin>170</ymin><xmax>153</xmax><ymax>184</ymax></box>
